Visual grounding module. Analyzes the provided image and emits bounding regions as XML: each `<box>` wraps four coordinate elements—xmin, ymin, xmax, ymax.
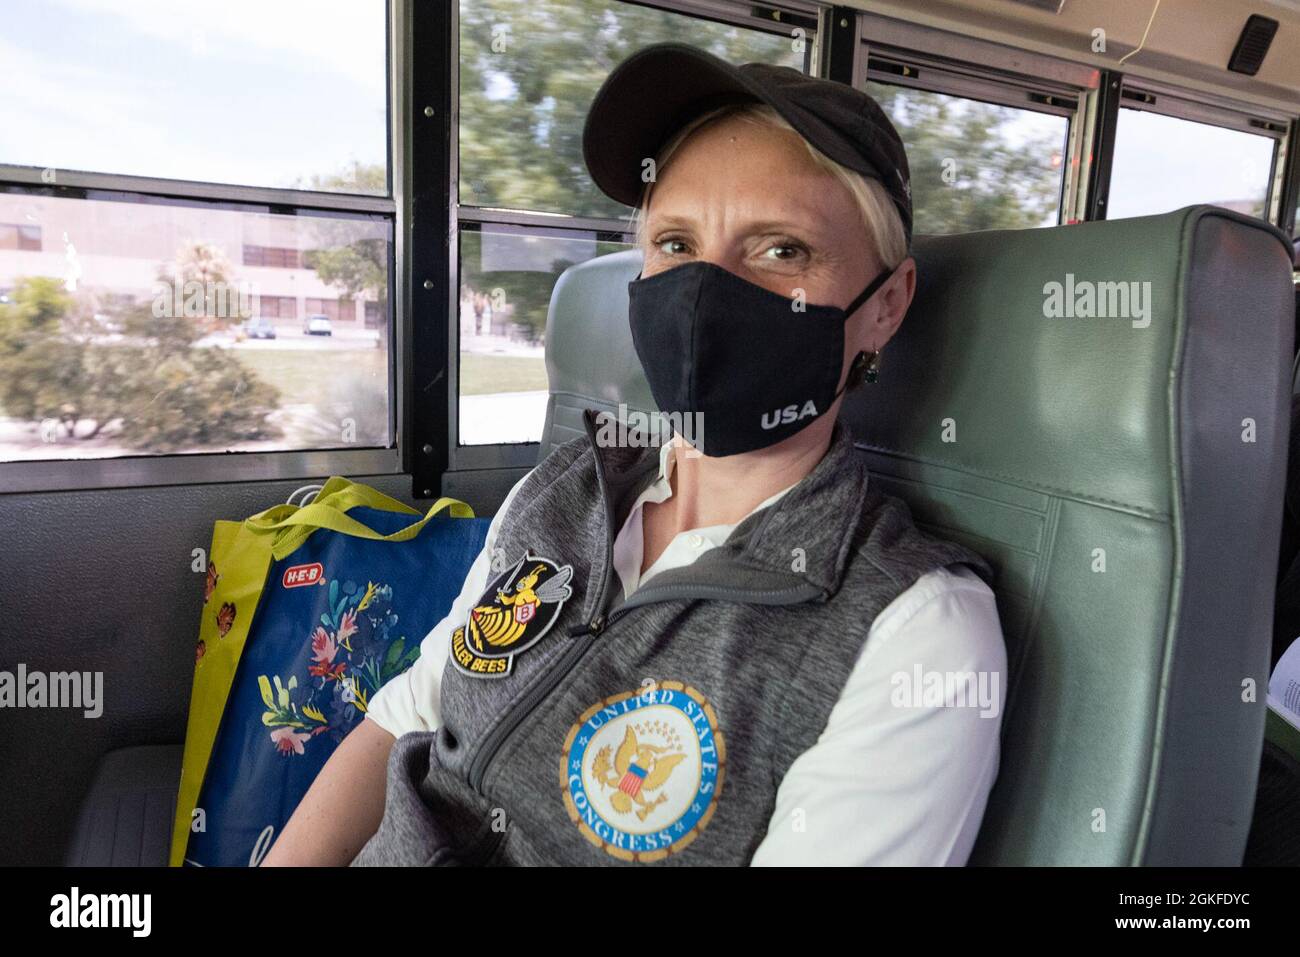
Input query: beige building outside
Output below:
<box><xmin>0</xmin><ymin>193</ymin><xmax>384</xmax><ymax>328</ymax></box>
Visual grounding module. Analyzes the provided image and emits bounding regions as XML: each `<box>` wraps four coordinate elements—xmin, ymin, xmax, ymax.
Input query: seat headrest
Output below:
<box><xmin>542</xmin><ymin>249</ymin><xmax>652</xmax><ymax>452</ymax></box>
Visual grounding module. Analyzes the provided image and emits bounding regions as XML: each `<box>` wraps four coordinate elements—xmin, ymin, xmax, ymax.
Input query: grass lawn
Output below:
<box><xmin>458</xmin><ymin>353</ymin><xmax>549</xmax><ymax>395</ymax></box>
<box><xmin>234</xmin><ymin>347</ymin><xmax>387</xmax><ymax>404</ymax></box>
<box><xmin>235</xmin><ymin>348</ymin><xmax>548</xmax><ymax>401</ymax></box>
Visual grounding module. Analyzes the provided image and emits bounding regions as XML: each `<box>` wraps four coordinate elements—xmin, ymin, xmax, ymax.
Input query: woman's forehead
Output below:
<box><xmin>646</xmin><ymin>115</ymin><xmax>857</xmax><ymax>232</ymax></box>
<box><xmin>665</xmin><ymin>113</ymin><xmax>820</xmax><ymax>178</ymax></box>
<box><xmin>646</xmin><ymin>174</ymin><xmax>854</xmax><ymax>237</ymax></box>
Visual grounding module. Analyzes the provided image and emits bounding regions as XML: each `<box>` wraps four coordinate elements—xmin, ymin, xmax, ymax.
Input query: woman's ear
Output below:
<box><xmin>845</xmin><ymin>255</ymin><xmax>915</xmax><ymax>362</ymax></box>
<box><xmin>870</xmin><ymin>255</ymin><xmax>915</xmax><ymax>347</ymax></box>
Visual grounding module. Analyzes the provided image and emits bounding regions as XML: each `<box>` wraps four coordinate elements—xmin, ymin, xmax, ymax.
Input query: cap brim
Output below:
<box><xmin>582</xmin><ymin>43</ymin><xmax>792</xmax><ymax>208</ymax></box>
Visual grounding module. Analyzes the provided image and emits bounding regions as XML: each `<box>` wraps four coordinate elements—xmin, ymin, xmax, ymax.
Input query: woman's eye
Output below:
<box><xmin>763</xmin><ymin>243</ymin><xmax>804</xmax><ymax>261</ymax></box>
<box><xmin>656</xmin><ymin>238</ymin><xmax>689</xmax><ymax>256</ymax></box>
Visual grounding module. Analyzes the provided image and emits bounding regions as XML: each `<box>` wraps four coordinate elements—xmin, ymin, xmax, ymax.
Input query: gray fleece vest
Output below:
<box><xmin>352</xmin><ymin>409</ymin><xmax>991</xmax><ymax>866</ymax></box>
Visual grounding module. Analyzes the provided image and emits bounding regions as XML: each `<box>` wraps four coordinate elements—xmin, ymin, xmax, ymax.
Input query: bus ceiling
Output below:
<box><xmin>856</xmin><ymin>0</ymin><xmax>1300</xmax><ymax>113</ymax></box>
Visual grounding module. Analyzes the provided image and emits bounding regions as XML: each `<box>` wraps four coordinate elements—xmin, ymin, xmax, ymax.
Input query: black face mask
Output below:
<box><xmin>627</xmin><ymin>260</ymin><xmax>894</xmax><ymax>457</ymax></box>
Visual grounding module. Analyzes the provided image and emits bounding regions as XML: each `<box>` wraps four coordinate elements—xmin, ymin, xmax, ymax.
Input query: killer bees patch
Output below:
<box><xmin>450</xmin><ymin>550</ymin><xmax>574</xmax><ymax>679</ymax></box>
<box><xmin>559</xmin><ymin>682</ymin><xmax>725</xmax><ymax>863</ymax></box>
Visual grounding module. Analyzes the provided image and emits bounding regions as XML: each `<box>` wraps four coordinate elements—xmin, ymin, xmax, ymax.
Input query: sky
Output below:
<box><xmin>0</xmin><ymin>0</ymin><xmax>388</xmax><ymax>191</ymax></box>
<box><xmin>1107</xmin><ymin>108</ymin><xmax>1276</xmax><ymax>219</ymax></box>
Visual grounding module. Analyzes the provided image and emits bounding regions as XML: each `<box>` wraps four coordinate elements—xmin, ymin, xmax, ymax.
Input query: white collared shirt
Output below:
<box><xmin>368</xmin><ymin>442</ymin><xmax>1006</xmax><ymax>866</ymax></box>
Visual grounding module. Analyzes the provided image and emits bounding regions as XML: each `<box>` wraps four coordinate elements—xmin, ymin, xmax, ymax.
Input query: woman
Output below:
<box><xmin>265</xmin><ymin>42</ymin><xmax>1005</xmax><ymax>867</ymax></box>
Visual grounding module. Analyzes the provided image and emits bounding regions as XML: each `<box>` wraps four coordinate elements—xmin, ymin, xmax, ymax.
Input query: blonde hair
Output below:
<box><xmin>631</xmin><ymin>103</ymin><xmax>908</xmax><ymax>269</ymax></box>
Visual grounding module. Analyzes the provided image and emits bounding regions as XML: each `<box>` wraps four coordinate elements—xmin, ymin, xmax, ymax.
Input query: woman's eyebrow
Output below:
<box><xmin>737</xmin><ymin>217</ymin><xmax>827</xmax><ymax>236</ymax></box>
<box><xmin>642</xmin><ymin>213</ymin><xmax>694</xmax><ymax>232</ymax></box>
<box><xmin>644</xmin><ymin>212</ymin><xmax>830</xmax><ymax>237</ymax></box>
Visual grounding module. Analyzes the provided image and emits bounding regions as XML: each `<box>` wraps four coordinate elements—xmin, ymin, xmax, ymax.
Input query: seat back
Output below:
<box><xmin>539</xmin><ymin>206</ymin><xmax>1295</xmax><ymax>864</ymax></box>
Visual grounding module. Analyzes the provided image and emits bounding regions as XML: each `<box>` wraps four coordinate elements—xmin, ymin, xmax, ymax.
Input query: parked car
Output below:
<box><xmin>303</xmin><ymin>314</ymin><xmax>333</xmax><ymax>336</ymax></box>
<box><xmin>244</xmin><ymin>317</ymin><xmax>277</xmax><ymax>339</ymax></box>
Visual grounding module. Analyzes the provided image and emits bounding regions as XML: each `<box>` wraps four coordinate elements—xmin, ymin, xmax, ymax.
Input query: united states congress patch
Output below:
<box><xmin>450</xmin><ymin>550</ymin><xmax>574</xmax><ymax>679</ymax></box>
<box><xmin>559</xmin><ymin>682</ymin><xmax>725</xmax><ymax>862</ymax></box>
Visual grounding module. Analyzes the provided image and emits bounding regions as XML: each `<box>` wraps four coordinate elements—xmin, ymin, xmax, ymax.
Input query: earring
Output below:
<box><xmin>844</xmin><ymin>349</ymin><xmax>878</xmax><ymax>391</ymax></box>
<box><xmin>862</xmin><ymin>348</ymin><xmax>881</xmax><ymax>384</ymax></box>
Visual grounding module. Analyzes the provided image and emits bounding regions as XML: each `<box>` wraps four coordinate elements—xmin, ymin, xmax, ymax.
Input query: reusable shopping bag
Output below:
<box><xmin>171</xmin><ymin>478</ymin><xmax>487</xmax><ymax>866</ymax></box>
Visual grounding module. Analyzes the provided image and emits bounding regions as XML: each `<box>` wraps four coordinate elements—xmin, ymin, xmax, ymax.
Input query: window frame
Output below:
<box><xmin>1282</xmin><ymin>119</ymin><xmax>1300</xmax><ymax>240</ymax></box>
<box><xmin>0</xmin><ymin>1</ymin><xmax>406</xmax><ymax>495</ymax></box>
<box><xmin>857</xmin><ymin>12</ymin><xmax>1094</xmax><ymax>231</ymax></box>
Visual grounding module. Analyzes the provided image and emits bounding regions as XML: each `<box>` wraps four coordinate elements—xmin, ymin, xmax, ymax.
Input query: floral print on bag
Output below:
<box><xmin>258</xmin><ymin>577</ymin><xmax>421</xmax><ymax>757</ymax></box>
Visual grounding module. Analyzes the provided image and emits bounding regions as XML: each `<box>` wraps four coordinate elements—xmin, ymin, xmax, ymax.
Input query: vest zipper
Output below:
<box><xmin>467</xmin><ymin>410</ymin><xmax>617</xmax><ymax>795</ymax></box>
<box><xmin>467</xmin><ymin>631</ymin><xmax>597</xmax><ymax>795</ymax></box>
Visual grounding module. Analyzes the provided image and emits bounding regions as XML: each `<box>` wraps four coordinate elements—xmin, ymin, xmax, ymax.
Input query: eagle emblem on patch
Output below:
<box><xmin>560</xmin><ymin>682</ymin><xmax>725</xmax><ymax>862</ymax></box>
<box><xmin>450</xmin><ymin>550</ymin><xmax>574</xmax><ymax>679</ymax></box>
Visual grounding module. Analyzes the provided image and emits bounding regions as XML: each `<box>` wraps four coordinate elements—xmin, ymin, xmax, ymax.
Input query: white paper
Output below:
<box><xmin>1268</xmin><ymin>637</ymin><xmax>1300</xmax><ymax>733</ymax></box>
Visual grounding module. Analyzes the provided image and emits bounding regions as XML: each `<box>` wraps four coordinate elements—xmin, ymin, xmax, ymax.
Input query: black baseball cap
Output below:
<box><xmin>582</xmin><ymin>42</ymin><xmax>914</xmax><ymax>243</ymax></box>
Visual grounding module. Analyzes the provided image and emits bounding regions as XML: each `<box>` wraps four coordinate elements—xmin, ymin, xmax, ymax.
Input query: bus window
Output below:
<box><xmin>865</xmin><ymin>84</ymin><xmax>1071</xmax><ymax>234</ymax></box>
<box><xmin>457</xmin><ymin>1</ymin><xmax>805</xmax><ymax>220</ymax></box>
<box><xmin>1107</xmin><ymin>108</ymin><xmax>1276</xmax><ymax>220</ymax></box>
<box><xmin>456</xmin><ymin>0</ymin><xmax>810</xmax><ymax>448</ymax></box>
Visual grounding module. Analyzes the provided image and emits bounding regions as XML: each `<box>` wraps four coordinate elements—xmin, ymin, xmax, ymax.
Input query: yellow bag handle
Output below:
<box><xmin>263</xmin><ymin>496</ymin><xmax>473</xmax><ymax>559</ymax></box>
<box><xmin>243</xmin><ymin>477</ymin><xmax>421</xmax><ymax>529</ymax></box>
<box><xmin>306</xmin><ymin>476</ymin><xmax>425</xmax><ymax>517</ymax></box>
<box><xmin>241</xmin><ymin>478</ymin><xmax>474</xmax><ymax>560</ymax></box>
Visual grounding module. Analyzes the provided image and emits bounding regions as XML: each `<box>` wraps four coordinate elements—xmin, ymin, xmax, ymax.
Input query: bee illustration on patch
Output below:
<box><xmin>591</xmin><ymin>724</ymin><xmax>687</xmax><ymax>822</ymax></box>
<box><xmin>468</xmin><ymin>552</ymin><xmax>573</xmax><ymax>655</ymax></box>
<box><xmin>451</xmin><ymin>551</ymin><xmax>575</xmax><ymax>679</ymax></box>
<box><xmin>204</xmin><ymin>562</ymin><xmax>219</xmax><ymax>604</ymax></box>
<box><xmin>215</xmin><ymin>601</ymin><xmax>237</xmax><ymax>638</ymax></box>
